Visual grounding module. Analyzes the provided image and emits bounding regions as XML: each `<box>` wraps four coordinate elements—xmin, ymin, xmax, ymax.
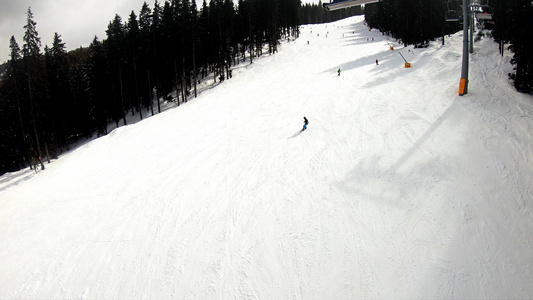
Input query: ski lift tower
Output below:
<box><xmin>459</xmin><ymin>0</ymin><xmax>470</xmax><ymax>95</ymax></box>
<box><xmin>457</xmin><ymin>0</ymin><xmax>493</xmax><ymax>96</ymax></box>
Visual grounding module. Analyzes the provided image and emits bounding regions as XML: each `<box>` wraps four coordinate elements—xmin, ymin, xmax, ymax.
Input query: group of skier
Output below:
<box><xmin>302</xmin><ymin>37</ymin><xmax>385</xmax><ymax>132</ymax></box>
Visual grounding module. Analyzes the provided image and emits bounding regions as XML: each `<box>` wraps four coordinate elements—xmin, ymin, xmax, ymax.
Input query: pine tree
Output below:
<box><xmin>8</xmin><ymin>36</ymin><xmax>28</xmax><ymax>159</ymax></box>
<box><xmin>22</xmin><ymin>7</ymin><xmax>49</xmax><ymax>166</ymax></box>
<box><xmin>0</xmin><ymin>36</ymin><xmax>30</xmax><ymax>173</ymax></box>
<box><xmin>152</xmin><ymin>0</ymin><xmax>163</xmax><ymax>111</ymax></box>
<box><xmin>199</xmin><ymin>0</ymin><xmax>213</xmax><ymax>71</ymax></box>
<box><xmin>66</xmin><ymin>47</ymin><xmax>92</xmax><ymax>138</ymax></box>
<box><xmin>45</xmin><ymin>32</ymin><xmax>71</xmax><ymax>150</ymax></box>
<box><xmin>139</xmin><ymin>2</ymin><xmax>155</xmax><ymax>113</ymax></box>
<box><xmin>158</xmin><ymin>1</ymin><xmax>178</xmax><ymax>99</ymax></box>
<box><xmin>106</xmin><ymin>14</ymin><xmax>128</xmax><ymax>125</ymax></box>
<box><xmin>86</xmin><ymin>36</ymin><xmax>112</xmax><ymax>135</ymax></box>
<box><xmin>127</xmin><ymin>10</ymin><xmax>143</xmax><ymax>119</ymax></box>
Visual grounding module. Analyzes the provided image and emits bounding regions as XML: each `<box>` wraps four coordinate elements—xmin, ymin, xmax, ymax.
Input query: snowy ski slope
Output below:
<box><xmin>1</xmin><ymin>16</ymin><xmax>532</xmax><ymax>299</ymax></box>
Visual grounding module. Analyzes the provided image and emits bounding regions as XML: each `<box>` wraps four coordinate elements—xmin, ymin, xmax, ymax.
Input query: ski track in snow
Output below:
<box><xmin>1</xmin><ymin>16</ymin><xmax>533</xmax><ymax>299</ymax></box>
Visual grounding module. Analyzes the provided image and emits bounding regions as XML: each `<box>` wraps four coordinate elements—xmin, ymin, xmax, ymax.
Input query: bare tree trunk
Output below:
<box><xmin>148</xmin><ymin>70</ymin><xmax>154</xmax><ymax>116</ymax></box>
<box><xmin>118</xmin><ymin>66</ymin><xmax>127</xmax><ymax>125</ymax></box>
<box><xmin>193</xmin><ymin>43</ymin><xmax>197</xmax><ymax>98</ymax></box>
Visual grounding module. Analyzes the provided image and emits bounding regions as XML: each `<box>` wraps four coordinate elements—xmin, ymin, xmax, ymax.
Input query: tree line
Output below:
<box><xmin>364</xmin><ymin>0</ymin><xmax>533</xmax><ymax>93</ymax></box>
<box><xmin>0</xmin><ymin>0</ymin><xmax>302</xmax><ymax>175</ymax></box>
<box><xmin>364</xmin><ymin>0</ymin><xmax>459</xmax><ymax>47</ymax></box>
<box><xmin>490</xmin><ymin>0</ymin><xmax>533</xmax><ymax>93</ymax></box>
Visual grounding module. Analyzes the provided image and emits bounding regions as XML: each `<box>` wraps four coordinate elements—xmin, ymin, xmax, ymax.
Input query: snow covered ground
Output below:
<box><xmin>1</xmin><ymin>16</ymin><xmax>532</xmax><ymax>299</ymax></box>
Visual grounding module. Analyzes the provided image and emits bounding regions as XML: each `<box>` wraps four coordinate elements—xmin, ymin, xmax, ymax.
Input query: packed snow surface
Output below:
<box><xmin>1</xmin><ymin>16</ymin><xmax>533</xmax><ymax>299</ymax></box>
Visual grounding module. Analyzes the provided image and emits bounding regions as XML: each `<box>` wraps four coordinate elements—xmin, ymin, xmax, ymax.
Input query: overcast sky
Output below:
<box><xmin>0</xmin><ymin>0</ymin><xmax>321</xmax><ymax>63</ymax></box>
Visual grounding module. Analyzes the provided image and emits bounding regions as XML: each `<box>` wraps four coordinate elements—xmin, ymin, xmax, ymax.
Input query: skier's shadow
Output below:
<box><xmin>288</xmin><ymin>130</ymin><xmax>304</xmax><ymax>139</ymax></box>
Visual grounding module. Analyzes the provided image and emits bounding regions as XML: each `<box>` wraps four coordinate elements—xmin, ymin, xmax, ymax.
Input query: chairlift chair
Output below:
<box><xmin>445</xmin><ymin>10</ymin><xmax>460</xmax><ymax>22</ymax></box>
<box><xmin>445</xmin><ymin>0</ymin><xmax>461</xmax><ymax>22</ymax></box>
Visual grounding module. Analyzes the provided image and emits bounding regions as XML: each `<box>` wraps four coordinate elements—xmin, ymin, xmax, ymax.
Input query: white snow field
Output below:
<box><xmin>1</xmin><ymin>16</ymin><xmax>533</xmax><ymax>299</ymax></box>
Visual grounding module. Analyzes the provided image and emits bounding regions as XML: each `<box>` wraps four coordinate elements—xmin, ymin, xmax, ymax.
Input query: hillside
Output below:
<box><xmin>1</xmin><ymin>16</ymin><xmax>532</xmax><ymax>299</ymax></box>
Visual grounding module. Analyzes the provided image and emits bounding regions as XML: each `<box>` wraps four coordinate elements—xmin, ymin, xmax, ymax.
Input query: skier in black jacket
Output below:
<box><xmin>302</xmin><ymin>117</ymin><xmax>308</xmax><ymax>131</ymax></box>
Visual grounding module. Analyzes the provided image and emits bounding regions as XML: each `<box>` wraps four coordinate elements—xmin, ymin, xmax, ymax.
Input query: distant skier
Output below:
<box><xmin>376</xmin><ymin>59</ymin><xmax>379</xmax><ymax>65</ymax></box>
<box><xmin>338</xmin><ymin>68</ymin><xmax>341</xmax><ymax>76</ymax></box>
<box><xmin>302</xmin><ymin>117</ymin><xmax>309</xmax><ymax>131</ymax></box>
